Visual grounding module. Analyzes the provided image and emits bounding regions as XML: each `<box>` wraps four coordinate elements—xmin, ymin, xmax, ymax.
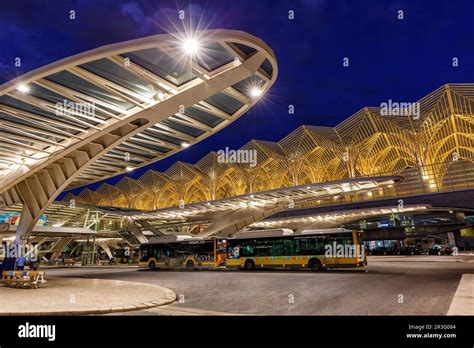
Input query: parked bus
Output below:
<box><xmin>139</xmin><ymin>235</ymin><xmax>227</xmax><ymax>270</ymax></box>
<box><xmin>226</xmin><ymin>228</ymin><xmax>366</xmax><ymax>271</ymax></box>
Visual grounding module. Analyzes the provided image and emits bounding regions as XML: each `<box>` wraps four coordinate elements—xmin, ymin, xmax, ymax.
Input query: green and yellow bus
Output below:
<box><xmin>139</xmin><ymin>235</ymin><xmax>227</xmax><ymax>270</ymax></box>
<box><xmin>226</xmin><ymin>228</ymin><xmax>366</xmax><ymax>271</ymax></box>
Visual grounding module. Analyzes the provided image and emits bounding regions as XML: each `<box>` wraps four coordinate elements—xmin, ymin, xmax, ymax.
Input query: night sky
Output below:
<box><xmin>1</xmin><ymin>0</ymin><xmax>473</xmax><ymax>197</ymax></box>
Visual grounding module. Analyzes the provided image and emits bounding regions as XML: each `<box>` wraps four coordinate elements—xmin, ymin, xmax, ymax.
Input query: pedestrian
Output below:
<box><xmin>16</xmin><ymin>255</ymin><xmax>26</xmax><ymax>270</ymax></box>
<box><xmin>60</xmin><ymin>252</ymin><xmax>65</xmax><ymax>265</ymax></box>
<box><xmin>29</xmin><ymin>254</ymin><xmax>39</xmax><ymax>271</ymax></box>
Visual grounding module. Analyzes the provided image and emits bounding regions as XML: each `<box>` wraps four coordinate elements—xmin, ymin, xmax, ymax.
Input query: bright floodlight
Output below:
<box><xmin>250</xmin><ymin>87</ymin><xmax>263</xmax><ymax>98</ymax></box>
<box><xmin>17</xmin><ymin>84</ymin><xmax>30</xmax><ymax>93</ymax></box>
<box><xmin>182</xmin><ymin>38</ymin><xmax>200</xmax><ymax>55</ymax></box>
<box><xmin>181</xmin><ymin>142</ymin><xmax>190</xmax><ymax>148</ymax></box>
<box><xmin>125</xmin><ymin>166</ymin><xmax>134</xmax><ymax>172</ymax></box>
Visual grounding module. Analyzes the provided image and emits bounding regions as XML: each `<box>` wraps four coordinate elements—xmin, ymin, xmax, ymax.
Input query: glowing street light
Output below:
<box><xmin>17</xmin><ymin>84</ymin><xmax>30</xmax><ymax>93</ymax></box>
<box><xmin>249</xmin><ymin>87</ymin><xmax>263</xmax><ymax>98</ymax></box>
<box><xmin>182</xmin><ymin>38</ymin><xmax>200</xmax><ymax>55</ymax></box>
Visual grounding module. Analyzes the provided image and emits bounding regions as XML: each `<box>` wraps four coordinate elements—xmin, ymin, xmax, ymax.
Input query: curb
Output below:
<box><xmin>1</xmin><ymin>285</ymin><xmax>176</xmax><ymax>316</ymax></box>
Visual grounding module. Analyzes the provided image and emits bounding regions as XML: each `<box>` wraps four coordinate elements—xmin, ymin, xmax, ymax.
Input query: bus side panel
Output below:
<box><xmin>224</xmin><ymin>231</ymin><xmax>365</xmax><ymax>270</ymax></box>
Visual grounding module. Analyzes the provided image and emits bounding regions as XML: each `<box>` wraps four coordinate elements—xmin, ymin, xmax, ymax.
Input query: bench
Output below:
<box><xmin>98</xmin><ymin>260</ymin><xmax>115</xmax><ymax>266</ymax></box>
<box><xmin>2</xmin><ymin>271</ymin><xmax>46</xmax><ymax>289</ymax></box>
<box><xmin>63</xmin><ymin>259</ymin><xmax>76</xmax><ymax>266</ymax></box>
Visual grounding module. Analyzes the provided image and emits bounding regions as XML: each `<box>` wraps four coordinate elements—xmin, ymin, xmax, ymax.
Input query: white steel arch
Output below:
<box><xmin>0</xmin><ymin>29</ymin><xmax>278</xmax><ymax>240</ymax></box>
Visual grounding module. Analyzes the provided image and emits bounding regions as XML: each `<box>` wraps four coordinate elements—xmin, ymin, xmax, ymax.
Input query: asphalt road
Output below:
<box><xmin>45</xmin><ymin>256</ymin><xmax>474</xmax><ymax>315</ymax></box>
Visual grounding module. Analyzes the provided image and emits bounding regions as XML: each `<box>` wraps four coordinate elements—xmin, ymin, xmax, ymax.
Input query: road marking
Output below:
<box><xmin>447</xmin><ymin>274</ymin><xmax>474</xmax><ymax>315</ymax></box>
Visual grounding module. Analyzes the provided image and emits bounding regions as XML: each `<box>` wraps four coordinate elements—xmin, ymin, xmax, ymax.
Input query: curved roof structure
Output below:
<box><xmin>0</xmin><ymin>29</ymin><xmax>277</xmax><ymax>193</ymax></box>
<box><xmin>69</xmin><ymin>84</ymin><xmax>474</xmax><ymax>211</ymax></box>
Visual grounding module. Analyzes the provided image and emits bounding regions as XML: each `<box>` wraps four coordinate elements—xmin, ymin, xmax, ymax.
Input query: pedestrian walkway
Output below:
<box><xmin>0</xmin><ymin>277</ymin><xmax>175</xmax><ymax>315</ymax></box>
<box><xmin>368</xmin><ymin>255</ymin><xmax>474</xmax><ymax>262</ymax></box>
<box><xmin>448</xmin><ymin>274</ymin><xmax>474</xmax><ymax>315</ymax></box>
<box><xmin>41</xmin><ymin>264</ymin><xmax>139</xmax><ymax>269</ymax></box>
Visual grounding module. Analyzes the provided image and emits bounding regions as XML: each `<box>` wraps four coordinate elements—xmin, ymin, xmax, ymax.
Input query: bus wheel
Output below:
<box><xmin>309</xmin><ymin>259</ymin><xmax>322</xmax><ymax>272</ymax></box>
<box><xmin>149</xmin><ymin>261</ymin><xmax>156</xmax><ymax>270</ymax></box>
<box><xmin>186</xmin><ymin>260</ymin><xmax>195</xmax><ymax>270</ymax></box>
<box><xmin>244</xmin><ymin>259</ymin><xmax>255</xmax><ymax>271</ymax></box>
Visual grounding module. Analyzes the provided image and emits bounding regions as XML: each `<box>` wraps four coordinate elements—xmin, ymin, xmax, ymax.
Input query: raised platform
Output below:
<box><xmin>0</xmin><ymin>277</ymin><xmax>175</xmax><ymax>315</ymax></box>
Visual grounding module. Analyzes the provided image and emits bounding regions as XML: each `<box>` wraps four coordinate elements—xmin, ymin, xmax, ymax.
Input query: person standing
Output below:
<box><xmin>29</xmin><ymin>254</ymin><xmax>39</xmax><ymax>271</ymax></box>
<box><xmin>16</xmin><ymin>255</ymin><xmax>26</xmax><ymax>270</ymax></box>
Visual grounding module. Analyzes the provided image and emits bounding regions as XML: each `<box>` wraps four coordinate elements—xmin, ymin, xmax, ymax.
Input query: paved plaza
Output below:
<box><xmin>0</xmin><ymin>277</ymin><xmax>175</xmax><ymax>315</ymax></box>
<box><xmin>23</xmin><ymin>255</ymin><xmax>474</xmax><ymax>316</ymax></box>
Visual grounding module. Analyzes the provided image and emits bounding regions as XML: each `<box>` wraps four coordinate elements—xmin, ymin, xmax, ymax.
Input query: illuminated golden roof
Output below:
<box><xmin>70</xmin><ymin>84</ymin><xmax>474</xmax><ymax>210</ymax></box>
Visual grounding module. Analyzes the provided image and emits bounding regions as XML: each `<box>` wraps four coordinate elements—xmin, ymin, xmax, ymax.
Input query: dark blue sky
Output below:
<box><xmin>1</xmin><ymin>0</ymin><xmax>473</xmax><ymax>197</ymax></box>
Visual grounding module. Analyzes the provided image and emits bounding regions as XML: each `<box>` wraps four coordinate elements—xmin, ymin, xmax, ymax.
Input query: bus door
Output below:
<box><xmin>226</xmin><ymin>241</ymin><xmax>242</xmax><ymax>267</ymax></box>
<box><xmin>214</xmin><ymin>238</ymin><xmax>228</xmax><ymax>266</ymax></box>
<box><xmin>160</xmin><ymin>244</ymin><xmax>178</xmax><ymax>267</ymax></box>
<box><xmin>354</xmin><ymin>231</ymin><xmax>366</xmax><ymax>263</ymax></box>
<box><xmin>311</xmin><ymin>235</ymin><xmax>335</xmax><ymax>266</ymax></box>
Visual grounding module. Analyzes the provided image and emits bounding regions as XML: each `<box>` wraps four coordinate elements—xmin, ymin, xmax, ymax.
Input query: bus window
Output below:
<box><xmin>356</xmin><ymin>232</ymin><xmax>364</xmax><ymax>245</ymax></box>
<box><xmin>164</xmin><ymin>245</ymin><xmax>173</xmax><ymax>258</ymax></box>
<box><xmin>271</xmin><ymin>239</ymin><xmax>284</xmax><ymax>256</ymax></box>
<box><xmin>283</xmin><ymin>239</ymin><xmax>297</xmax><ymax>255</ymax></box>
<box><xmin>241</xmin><ymin>242</ymin><xmax>255</xmax><ymax>257</ymax></box>
<box><xmin>139</xmin><ymin>245</ymin><xmax>149</xmax><ymax>262</ymax></box>
<box><xmin>328</xmin><ymin>233</ymin><xmax>353</xmax><ymax>246</ymax></box>
<box><xmin>171</xmin><ymin>241</ymin><xmax>214</xmax><ymax>262</ymax></box>
<box><xmin>254</xmin><ymin>239</ymin><xmax>272</xmax><ymax>256</ymax></box>
<box><xmin>297</xmin><ymin>236</ymin><xmax>326</xmax><ymax>255</ymax></box>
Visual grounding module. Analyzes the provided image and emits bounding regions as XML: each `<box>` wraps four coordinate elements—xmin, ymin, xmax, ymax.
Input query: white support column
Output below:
<box><xmin>97</xmin><ymin>241</ymin><xmax>114</xmax><ymax>259</ymax></box>
<box><xmin>124</xmin><ymin>217</ymin><xmax>148</xmax><ymax>244</ymax></box>
<box><xmin>197</xmin><ymin>204</ymin><xmax>288</xmax><ymax>238</ymax></box>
